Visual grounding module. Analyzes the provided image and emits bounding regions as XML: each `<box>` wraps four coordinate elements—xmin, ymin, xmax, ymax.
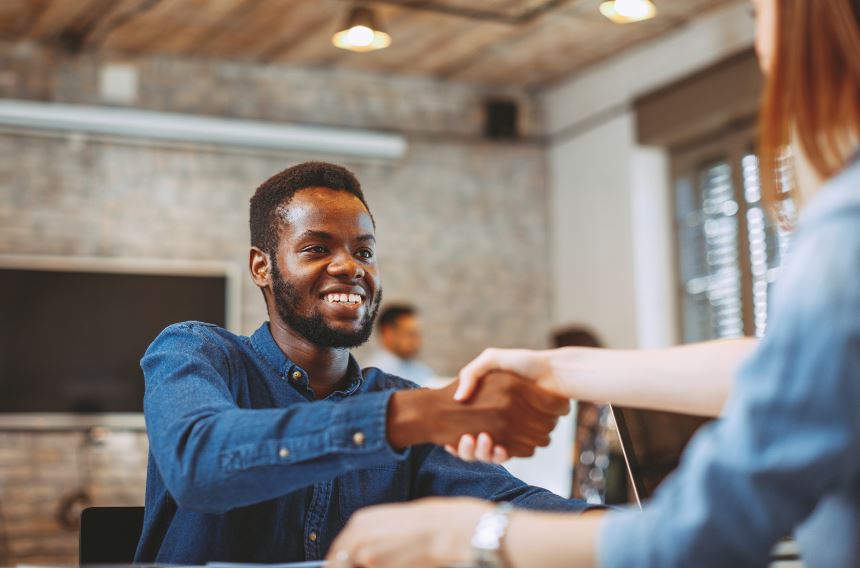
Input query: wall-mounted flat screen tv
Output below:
<box><xmin>0</xmin><ymin>258</ymin><xmax>234</xmax><ymax>413</ymax></box>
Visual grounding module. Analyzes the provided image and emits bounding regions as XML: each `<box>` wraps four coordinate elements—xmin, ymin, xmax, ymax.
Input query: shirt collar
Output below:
<box><xmin>250</xmin><ymin>322</ymin><xmax>364</xmax><ymax>398</ymax></box>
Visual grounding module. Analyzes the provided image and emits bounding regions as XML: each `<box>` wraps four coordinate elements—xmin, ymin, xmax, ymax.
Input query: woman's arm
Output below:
<box><xmin>325</xmin><ymin>497</ymin><xmax>603</xmax><ymax>568</ymax></box>
<box><xmin>457</xmin><ymin>338</ymin><xmax>757</xmax><ymax>417</ymax></box>
<box><xmin>505</xmin><ymin>509</ymin><xmax>603</xmax><ymax>568</ymax></box>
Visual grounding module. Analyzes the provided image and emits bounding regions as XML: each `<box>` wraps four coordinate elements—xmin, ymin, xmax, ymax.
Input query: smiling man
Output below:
<box><xmin>134</xmin><ymin>161</ymin><xmax>589</xmax><ymax>564</ymax></box>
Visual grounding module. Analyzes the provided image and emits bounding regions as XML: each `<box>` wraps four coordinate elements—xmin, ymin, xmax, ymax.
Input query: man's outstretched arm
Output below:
<box><xmin>143</xmin><ymin>324</ymin><xmax>568</xmax><ymax>514</ymax></box>
<box><xmin>142</xmin><ymin>323</ymin><xmax>407</xmax><ymax>513</ymax></box>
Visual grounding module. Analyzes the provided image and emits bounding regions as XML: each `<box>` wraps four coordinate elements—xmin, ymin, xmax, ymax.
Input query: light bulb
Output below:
<box><xmin>599</xmin><ymin>0</ymin><xmax>656</xmax><ymax>23</ymax></box>
<box><xmin>615</xmin><ymin>0</ymin><xmax>650</xmax><ymax>18</ymax></box>
<box><xmin>345</xmin><ymin>25</ymin><xmax>374</xmax><ymax>47</ymax></box>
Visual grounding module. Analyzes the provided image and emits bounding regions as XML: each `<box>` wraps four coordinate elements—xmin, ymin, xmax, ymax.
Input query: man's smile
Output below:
<box><xmin>322</xmin><ymin>292</ymin><xmax>364</xmax><ymax>306</ymax></box>
<box><xmin>318</xmin><ymin>286</ymin><xmax>369</xmax><ymax>314</ymax></box>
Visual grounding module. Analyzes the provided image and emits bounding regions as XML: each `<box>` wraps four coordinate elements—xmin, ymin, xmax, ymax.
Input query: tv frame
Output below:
<box><xmin>0</xmin><ymin>254</ymin><xmax>242</xmax><ymax>429</ymax></box>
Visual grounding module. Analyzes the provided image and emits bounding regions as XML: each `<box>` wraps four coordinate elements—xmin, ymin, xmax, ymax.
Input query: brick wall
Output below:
<box><xmin>0</xmin><ymin>428</ymin><xmax>148</xmax><ymax>566</ymax></box>
<box><xmin>0</xmin><ymin>42</ymin><xmax>553</xmax><ymax>565</ymax></box>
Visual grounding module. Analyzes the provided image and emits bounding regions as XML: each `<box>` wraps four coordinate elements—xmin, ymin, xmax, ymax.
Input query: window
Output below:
<box><xmin>673</xmin><ymin>126</ymin><xmax>793</xmax><ymax>342</ymax></box>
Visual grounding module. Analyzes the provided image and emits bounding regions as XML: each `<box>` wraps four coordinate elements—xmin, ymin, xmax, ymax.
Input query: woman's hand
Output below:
<box><xmin>455</xmin><ymin>348</ymin><xmax>562</xmax><ymax>401</ymax></box>
<box><xmin>326</xmin><ymin>497</ymin><xmax>491</xmax><ymax>568</ymax></box>
<box><xmin>450</xmin><ymin>348</ymin><xmax>566</xmax><ymax>463</ymax></box>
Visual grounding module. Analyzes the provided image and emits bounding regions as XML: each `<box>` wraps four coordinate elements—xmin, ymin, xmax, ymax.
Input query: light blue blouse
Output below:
<box><xmin>599</xmin><ymin>155</ymin><xmax>860</xmax><ymax>567</ymax></box>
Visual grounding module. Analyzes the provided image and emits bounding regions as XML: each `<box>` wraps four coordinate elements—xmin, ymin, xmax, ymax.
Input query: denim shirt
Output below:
<box><xmin>600</xmin><ymin>156</ymin><xmax>860</xmax><ymax>567</ymax></box>
<box><xmin>134</xmin><ymin>321</ymin><xmax>587</xmax><ymax>564</ymax></box>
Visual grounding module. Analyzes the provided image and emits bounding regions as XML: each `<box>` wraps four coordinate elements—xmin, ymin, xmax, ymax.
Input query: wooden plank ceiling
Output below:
<box><xmin>0</xmin><ymin>0</ymin><xmax>742</xmax><ymax>88</ymax></box>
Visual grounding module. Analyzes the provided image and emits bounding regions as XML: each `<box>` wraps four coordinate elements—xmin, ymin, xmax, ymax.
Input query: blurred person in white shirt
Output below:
<box><xmin>365</xmin><ymin>304</ymin><xmax>436</xmax><ymax>386</ymax></box>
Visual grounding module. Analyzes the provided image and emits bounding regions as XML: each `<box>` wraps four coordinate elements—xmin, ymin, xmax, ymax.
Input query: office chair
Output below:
<box><xmin>79</xmin><ymin>506</ymin><xmax>145</xmax><ymax>565</ymax></box>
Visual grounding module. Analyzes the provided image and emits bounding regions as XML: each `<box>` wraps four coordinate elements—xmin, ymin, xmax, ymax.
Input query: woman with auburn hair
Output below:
<box><xmin>327</xmin><ymin>0</ymin><xmax>860</xmax><ymax>566</ymax></box>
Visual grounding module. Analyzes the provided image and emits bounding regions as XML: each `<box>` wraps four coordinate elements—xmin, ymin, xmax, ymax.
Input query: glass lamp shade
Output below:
<box><xmin>332</xmin><ymin>6</ymin><xmax>391</xmax><ymax>52</ymax></box>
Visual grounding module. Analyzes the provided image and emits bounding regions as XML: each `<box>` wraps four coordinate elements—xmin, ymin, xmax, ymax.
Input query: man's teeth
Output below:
<box><xmin>325</xmin><ymin>293</ymin><xmax>363</xmax><ymax>305</ymax></box>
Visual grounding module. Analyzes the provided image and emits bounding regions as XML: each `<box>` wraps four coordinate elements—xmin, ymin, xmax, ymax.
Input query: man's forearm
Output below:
<box><xmin>386</xmin><ymin>388</ymin><xmax>445</xmax><ymax>449</ymax></box>
<box><xmin>148</xmin><ymin>391</ymin><xmax>405</xmax><ymax>513</ymax></box>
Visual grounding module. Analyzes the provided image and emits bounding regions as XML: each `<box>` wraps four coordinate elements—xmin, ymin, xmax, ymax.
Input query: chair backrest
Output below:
<box><xmin>79</xmin><ymin>506</ymin><xmax>145</xmax><ymax>565</ymax></box>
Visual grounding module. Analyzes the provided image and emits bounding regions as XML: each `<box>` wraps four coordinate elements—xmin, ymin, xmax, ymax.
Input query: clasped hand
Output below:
<box><xmin>386</xmin><ymin>348</ymin><xmax>567</xmax><ymax>462</ymax></box>
<box><xmin>450</xmin><ymin>348</ymin><xmax>564</xmax><ymax>463</ymax></box>
<box><xmin>436</xmin><ymin>370</ymin><xmax>568</xmax><ymax>459</ymax></box>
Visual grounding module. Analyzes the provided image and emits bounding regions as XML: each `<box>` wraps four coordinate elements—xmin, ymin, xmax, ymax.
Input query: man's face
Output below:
<box><xmin>382</xmin><ymin>314</ymin><xmax>423</xmax><ymax>360</ymax></box>
<box><xmin>268</xmin><ymin>187</ymin><xmax>381</xmax><ymax>348</ymax></box>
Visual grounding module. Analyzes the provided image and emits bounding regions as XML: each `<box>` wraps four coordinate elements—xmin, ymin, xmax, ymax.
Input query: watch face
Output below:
<box><xmin>471</xmin><ymin>504</ymin><xmax>512</xmax><ymax>567</ymax></box>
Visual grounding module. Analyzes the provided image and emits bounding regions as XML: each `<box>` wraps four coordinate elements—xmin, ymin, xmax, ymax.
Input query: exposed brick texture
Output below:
<box><xmin>0</xmin><ymin>430</ymin><xmax>148</xmax><ymax>566</ymax></box>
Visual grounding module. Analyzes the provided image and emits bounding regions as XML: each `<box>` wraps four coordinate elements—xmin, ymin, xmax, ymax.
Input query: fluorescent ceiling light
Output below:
<box><xmin>0</xmin><ymin>99</ymin><xmax>406</xmax><ymax>160</ymax></box>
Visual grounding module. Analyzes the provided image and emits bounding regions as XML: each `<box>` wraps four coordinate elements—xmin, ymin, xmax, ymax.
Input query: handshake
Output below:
<box><xmin>387</xmin><ymin>352</ymin><xmax>569</xmax><ymax>460</ymax></box>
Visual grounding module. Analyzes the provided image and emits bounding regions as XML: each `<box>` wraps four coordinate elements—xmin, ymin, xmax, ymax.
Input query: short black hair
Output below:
<box><xmin>249</xmin><ymin>161</ymin><xmax>373</xmax><ymax>254</ymax></box>
<box><xmin>552</xmin><ymin>327</ymin><xmax>602</xmax><ymax>348</ymax></box>
<box><xmin>377</xmin><ymin>304</ymin><xmax>416</xmax><ymax>331</ymax></box>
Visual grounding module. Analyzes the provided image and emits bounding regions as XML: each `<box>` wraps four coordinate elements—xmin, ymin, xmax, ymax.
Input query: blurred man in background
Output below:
<box><xmin>366</xmin><ymin>304</ymin><xmax>436</xmax><ymax>386</ymax></box>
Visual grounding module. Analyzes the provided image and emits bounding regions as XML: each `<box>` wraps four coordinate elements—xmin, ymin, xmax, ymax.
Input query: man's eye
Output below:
<box><xmin>304</xmin><ymin>245</ymin><xmax>328</xmax><ymax>254</ymax></box>
<box><xmin>356</xmin><ymin>249</ymin><xmax>374</xmax><ymax>260</ymax></box>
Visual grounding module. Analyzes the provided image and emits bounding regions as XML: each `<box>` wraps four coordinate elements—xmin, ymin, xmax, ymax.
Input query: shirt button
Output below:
<box><xmin>291</xmin><ymin>371</ymin><xmax>302</xmax><ymax>381</ymax></box>
<box><xmin>278</xmin><ymin>447</ymin><xmax>290</xmax><ymax>458</ymax></box>
<box><xmin>352</xmin><ymin>431</ymin><xmax>365</xmax><ymax>446</ymax></box>
<box><xmin>309</xmin><ymin>531</ymin><xmax>318</xmax><ymax>542</ymax></box>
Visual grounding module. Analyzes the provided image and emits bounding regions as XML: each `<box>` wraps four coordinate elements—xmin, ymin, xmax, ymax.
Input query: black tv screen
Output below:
<box><xmin>0</xmin><ymin>267</ymin><xmax>227</xmax><ymax>413</ymax></box>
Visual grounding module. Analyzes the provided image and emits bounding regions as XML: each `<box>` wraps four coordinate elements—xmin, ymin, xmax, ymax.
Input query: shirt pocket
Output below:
<box><xmin>334</xmin><ymin>463</ymin><xmax>411</xmax><ymax>525</ymax></box>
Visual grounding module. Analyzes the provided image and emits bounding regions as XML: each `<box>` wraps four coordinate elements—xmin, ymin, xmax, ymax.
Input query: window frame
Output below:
<box><xmin>670</xmin><ymin>119</ymin><xmax>760</xmax><ymax>340</ymax></box>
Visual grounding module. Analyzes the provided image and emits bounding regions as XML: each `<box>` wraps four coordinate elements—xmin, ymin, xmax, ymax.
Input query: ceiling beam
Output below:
<box><xmin>350</xmin><ymin>0</ymin><xmax>575</xmax><ymax>25</ymax></box>
<box><xmin>83</xmin><ymin>0</ymin><xmax>167</xmax><ymax>51</ymax></box>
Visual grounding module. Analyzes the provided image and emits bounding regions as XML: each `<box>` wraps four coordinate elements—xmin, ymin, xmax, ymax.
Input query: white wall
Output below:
<box><xmin>549</xmin><ymin>111</ymin><xmax>639</xmax><ymax>348</ymax></box>
<box><xmin>630</xmin><ymin>147</ymin><xmax>677</xmax><ymax>348</ymax></box>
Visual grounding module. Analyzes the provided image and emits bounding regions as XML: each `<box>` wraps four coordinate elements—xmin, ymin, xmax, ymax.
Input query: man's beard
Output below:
<box><xmin>270</xmin><ymin>260</ymin><xmax>381</xmax><ymax>348</ymax></box>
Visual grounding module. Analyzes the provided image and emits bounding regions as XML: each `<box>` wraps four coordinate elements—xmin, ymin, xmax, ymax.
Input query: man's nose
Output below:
<box><xmin>327</xmin><ymin>252</ymin><xmax>365</xmax><ymax>279</ymax></box>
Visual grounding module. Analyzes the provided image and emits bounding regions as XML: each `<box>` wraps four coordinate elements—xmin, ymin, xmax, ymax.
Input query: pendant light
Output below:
<box><xmin>332</xmin><ymin>5</ymin><xmax>391</xmax><ymax>52</ymax></box>
<box><xmin>599</xmin><ymin>0</ymin><xmax>657</xmax><ymax>24</ymax></box>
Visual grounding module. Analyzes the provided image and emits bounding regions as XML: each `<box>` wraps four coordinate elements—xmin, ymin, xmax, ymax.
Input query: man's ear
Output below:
<box><xmin>249</xmin><ymin>246</ymin><xmax>272</xmax><ymax>289</ymax></box>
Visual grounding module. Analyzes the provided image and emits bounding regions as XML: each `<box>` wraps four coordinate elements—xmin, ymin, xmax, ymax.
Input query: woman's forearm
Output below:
<box><xmin>548</xmin><ymin>338</ymin><xmax>757</xmax><ymax>417</ymax></box>
<box><xmin>504</xmin><ymin>510</ymin><xmax>603</xmax><ymax>568</ymax></box>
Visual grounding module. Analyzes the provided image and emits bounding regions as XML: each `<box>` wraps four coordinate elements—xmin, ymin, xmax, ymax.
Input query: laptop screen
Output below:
<box><xmin>611</xmin><ymin>406</ymin><xmax>712</xmax><ymax>506</ymax></box>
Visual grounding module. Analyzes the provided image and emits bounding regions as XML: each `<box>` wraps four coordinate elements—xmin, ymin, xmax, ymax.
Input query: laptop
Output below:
<box><xmin>609</xmin><ymin>405</ymin><xmax>710</xmax><ymax>508</ymax></box>
<box><xmin>610</xmin><ymin>405</ymin><xmax>801</xmax><ymax>562</ymax></box>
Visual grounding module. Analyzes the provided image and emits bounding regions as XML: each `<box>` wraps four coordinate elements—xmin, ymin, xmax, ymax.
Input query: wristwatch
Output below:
<box><xmin>471</xmin><ymin>502</ymin><xmax>513</xmax><ymax>568</ymax></box>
